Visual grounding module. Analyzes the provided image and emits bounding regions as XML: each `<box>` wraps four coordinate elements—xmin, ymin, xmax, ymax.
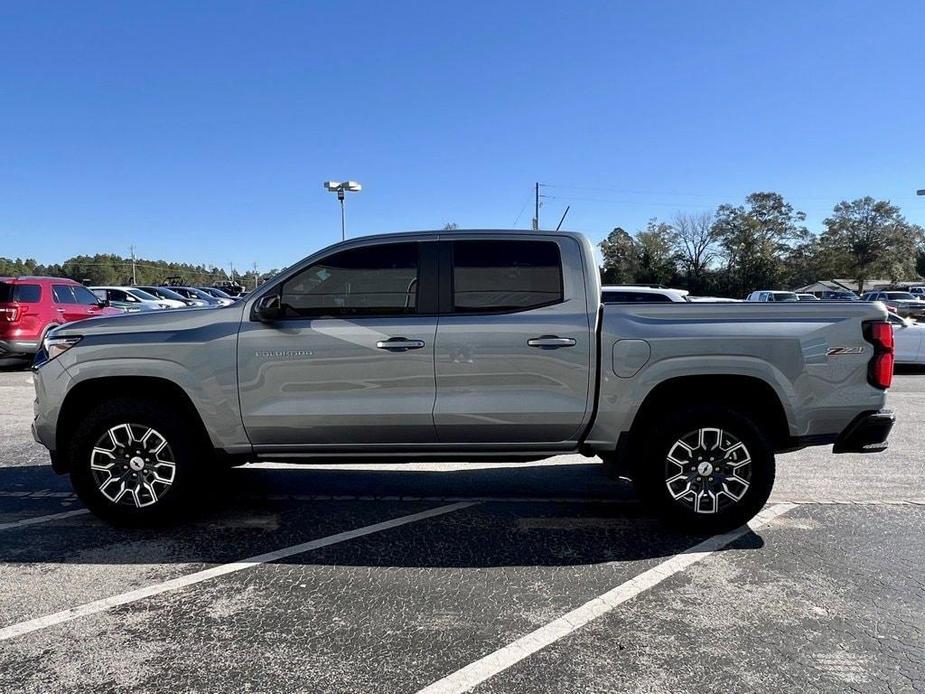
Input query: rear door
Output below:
<box><xmin>51</xmin><ymin>284</ymin><xmax>85</xmax><ymax>323</ymax></box>
<box><xmin>433</xmin><ymin>236</ymin><xmax>593</xmax><ymax>444</ymax></box>
<box><xmin>238</xmin><ymin>239</ymin><xmax>439</xmax><ymax>447</ymax></box>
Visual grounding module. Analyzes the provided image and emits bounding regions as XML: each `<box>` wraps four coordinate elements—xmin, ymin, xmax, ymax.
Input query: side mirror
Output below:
<box><xmin>97</xmin><ymin>298</ymin><xmax>109</xmax><ymax>308</ymax></box>
<box><xmin>253</xmin><ymin>291</ymin><xmax>282</xmax><ymax>322</ymax></box>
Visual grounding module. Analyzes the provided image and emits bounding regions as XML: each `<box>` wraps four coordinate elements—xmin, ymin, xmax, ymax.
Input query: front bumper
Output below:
<box><xmin>833</xmin><ymin>410</ymin><xmax>895</xmax><ymax>453</ymax></box>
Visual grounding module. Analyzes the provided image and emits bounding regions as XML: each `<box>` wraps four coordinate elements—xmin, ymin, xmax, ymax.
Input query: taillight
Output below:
<box><xmin>863</xmin><ymin>320</ymin><xmax>894</xmax><ymax>389</ymax></box>
<box><xmin>0</xmin><ymin>305</ymin><xmax>20</xmax><ymax>322</ymax></box>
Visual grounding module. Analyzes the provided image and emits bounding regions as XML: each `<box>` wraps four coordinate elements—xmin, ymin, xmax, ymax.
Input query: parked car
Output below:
<box><xmin>815</xmin><ymin>290</ymin><xmax>860</xmax><ymax>301</ymax></box>
<box><xmin>90</xmin><ymin>287</ymin><xmax>171</xmax><ymax>312</ymax></box>
<box><xmin>887</xmin><ymin>313</ymin><xmax>925</xmax><ymax>364</ymax></box>
<box><xmin>196</xmin><ymin>287</ymin><xmax>237</xmax><ymax>305</ymax></box>
<box><xmin>907</xmin><ymin>286</ymin><xmax>925</xmax><ymax>301</ymax></box>
<box><xmin>134</xmin><ymin>285</ymin><xmax>209</xmax><ymax>308</ymax></box>
<box><xmin>33</xmin><ymin>231</ymin><xmax>894</xmax><ymax>532</ymax></box>
<box><xmin>860</xmin><ymin>291</ymin><xmax>925</xmax><ymax>320</ymax></box>
<box><xmin>602</xmin><ymin>286</ymin><xmax>689</xmax><ymax>303</ymax></box>
<box><xmin>0</xmin><ymin>277</ymin><xmax>121</xmax><ymax>357</ymax></box>
<box><xmin>124</xmin><ymin>287</ymin><xmax>186</xmax><ymax>309</ymax></box>
<box><xmin>164</xmin><ymin>286</ymin><xmax>224</xmax><ymax>306</ymax></box>
<box><xmin>796</xmin><ymin>293</ymin><xmax>820</xmax><ymax>302</ymax></box>
<box><xmin>745</xmin><ymin>291</ymin><xmax>799</xmax><ymax>302</ymax></box>
<box><xmin>212</xmin><ymin>280</ymin><xmax>246</xmax><ymax>297</ymax></box>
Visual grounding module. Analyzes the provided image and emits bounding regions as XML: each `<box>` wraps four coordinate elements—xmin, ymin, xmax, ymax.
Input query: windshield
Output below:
<box><xmin>182</xmin><ymin>287</ymin><xmax>218</xmax><ymax>301</ymax></box>
<box><xmin>205</xmin><ymin>287</ymin><xmax>232</xmax><ymax>299</ymax></box>
<box><xmin>126</xmin><ymin>288</ymin><xmax>160</xmax><ymax>302</ymax></box>
<box><xmin>885</xmin><ymin>292</ymin><xmax>915</xmax><ymax>300</ymax></box>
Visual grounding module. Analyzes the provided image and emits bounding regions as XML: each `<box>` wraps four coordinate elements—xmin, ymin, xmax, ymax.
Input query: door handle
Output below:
<box><xmin>527</xmin><ymin>335</ymin><xmax>577</xmax><ymax>349</ymax></box>
<box><xmin>376</xmin><ymin>337</ymin><xmax>426</xmax><ymax>352</ymax></box>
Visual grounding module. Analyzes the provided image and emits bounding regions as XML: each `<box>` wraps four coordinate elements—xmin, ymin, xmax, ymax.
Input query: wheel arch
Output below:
<box><xmin>56</xmin><ymin>376</ymin><xmax>214</xmax><ymax>472</ymax></box>
<box><xmin>627</xmin><ymin>374</ymin><xmax>791</xmax><ymax>452</ymax></box>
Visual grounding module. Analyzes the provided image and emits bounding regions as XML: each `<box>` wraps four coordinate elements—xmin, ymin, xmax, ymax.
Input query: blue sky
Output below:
<box><xmin>1</xmin><ymin>1</ymin><xmax>923</xmax><ymax>272</ymax></box>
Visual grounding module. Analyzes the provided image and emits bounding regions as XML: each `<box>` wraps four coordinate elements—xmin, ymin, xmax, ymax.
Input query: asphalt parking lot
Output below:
<box><xmin>0</xmin><ymin>362</ymin><xmax>922</xmax><ymax>693</ymax></box>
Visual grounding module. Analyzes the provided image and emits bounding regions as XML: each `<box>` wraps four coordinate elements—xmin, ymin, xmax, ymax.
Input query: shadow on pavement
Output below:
<box><xmin>0</xmin><ymin>462</ymin><xmax>765</xmax><ymax>568</ymax></box>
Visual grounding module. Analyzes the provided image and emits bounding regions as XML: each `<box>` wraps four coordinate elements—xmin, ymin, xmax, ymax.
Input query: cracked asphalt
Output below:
<box><xmin>0</xmin><ymin>360</ymin><xmax>922</xmax><ymax>693</ymax></box>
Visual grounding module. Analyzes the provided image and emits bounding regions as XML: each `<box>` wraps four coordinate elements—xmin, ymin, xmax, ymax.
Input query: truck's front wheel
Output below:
<box><xmin>67</xmin><ymin>398</ymin><xmax>202</xmax><ymax>525</ymax></box>
<box><xmin>632</xmin><ymin>405</ymin><xmax>775</xmax><ymax>533</ymax></box>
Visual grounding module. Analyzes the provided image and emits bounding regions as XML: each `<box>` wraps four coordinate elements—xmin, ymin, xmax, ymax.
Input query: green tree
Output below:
<box><xmin>599</xmin><ymin>227</ymin><xmax>639</xmax><ymax>284</ymax></box>
<box><xmin>713</xmin><ymin>192</ymin><xmax>807</xmax><ymax>295</ymax></box>
<box><xmin>821</xmin><ymin>197</ymin><xmax>924</xmax><ymax>292</ymax></box>
<box><xmin>635</xmin><ymin>220</ymin><xmax>679</xmax><ymax>285</ymax></box>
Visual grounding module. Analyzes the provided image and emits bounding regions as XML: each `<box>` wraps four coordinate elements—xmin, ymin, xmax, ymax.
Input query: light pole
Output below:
<box><xmin>324</xmin><ymin>180</ymin><xmax>362</xmax><ymax>240</ymax></box>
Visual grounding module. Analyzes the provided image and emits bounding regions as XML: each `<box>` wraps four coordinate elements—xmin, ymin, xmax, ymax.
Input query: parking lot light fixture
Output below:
<box><xmin>324</xmin><ymin>180</ymin><xmax>363</xmax><ymax>241</ymax></box>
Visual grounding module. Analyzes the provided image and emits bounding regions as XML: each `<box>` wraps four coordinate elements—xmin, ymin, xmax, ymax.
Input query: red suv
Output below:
<box><xmin>0</xmin><ymin>277</ymin><xmax>121</xmax><ymax>357</ymax></box>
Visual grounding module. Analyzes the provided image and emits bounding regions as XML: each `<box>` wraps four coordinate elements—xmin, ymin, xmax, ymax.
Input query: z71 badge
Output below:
<box><xmin>826</xmin><ymin>346</ymin><xmax>865</xmax><ymax>356</ymax></box>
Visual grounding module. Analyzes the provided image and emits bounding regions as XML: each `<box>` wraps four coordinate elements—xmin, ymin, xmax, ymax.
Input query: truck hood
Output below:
<box><xmin>51</xmin><ymin>303</ymin><xmax>245</xmax><ymax>339</ymax></box>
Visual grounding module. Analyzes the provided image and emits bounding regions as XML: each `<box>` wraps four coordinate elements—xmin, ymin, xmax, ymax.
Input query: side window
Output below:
<box><xmin>16</xmin><ymin>284</ymin><xmax>41</xmax><ymax>303</ymax></box>
<box><xmin>281</xmin><ymin>242</ymin><xmax>420</xmax><ymax>318</ymax></box>
<box><xmin>52</xmin><ymin>285</ymin><xmax>76</xmax><ymax>304</ymax></box>
<box><xmin>451</xmin><ymin>240</ymin><xmax>562</xmax><ymax>313</ymax></box>
<box><xmin>72</xmin><ymin>285</ymin><xmax>101</xmax><ymax>305</ymax></box>
<box><xmin>92</xmin><ymin>289</ymin><xmax>107</xmax><ymax>301</ymax></box>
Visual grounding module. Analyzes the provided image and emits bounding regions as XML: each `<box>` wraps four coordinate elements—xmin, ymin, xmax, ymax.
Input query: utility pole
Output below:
<box><xmin>252</xmin><ymin>261</ymin><xmax>258</xmax><ymax>290</ymax></box>
<box><xmin>129</xmin><ymin>245</ymin><xmax>137</xmax><ymax>285</ymax></box>
<box><xmin>533</xmin><ymin>182</ymin><xmax>540</xmax><ymax>230</ymax></box>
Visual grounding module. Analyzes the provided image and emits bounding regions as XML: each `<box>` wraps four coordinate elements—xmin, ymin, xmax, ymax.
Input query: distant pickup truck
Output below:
<box><xmin>31</xmin><ymin>231</ymin><xmax>895</xmax><ymax>530</ymax></box>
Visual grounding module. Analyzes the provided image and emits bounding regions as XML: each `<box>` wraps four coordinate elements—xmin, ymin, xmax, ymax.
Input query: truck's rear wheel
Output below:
<box><xmin>631</xmin><ymin>405</ymin><xmax>775</xmax><ymax>533</ymax></box>
<box><xmin>67</xmin><ymin>398</ymin><xmax>202</xmax><ymax>525</ymax></box>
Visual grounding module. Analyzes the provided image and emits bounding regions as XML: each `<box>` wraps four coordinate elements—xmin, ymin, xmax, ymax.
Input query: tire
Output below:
<box><xmin>630</xmin><ymin>404</ymin><xmax>775</xmax><ymax>533</ymax></box>
<box><xmin>66</xmin><ymin>397</ymin><xmax>205</xmax><ymax>526</ymax></box>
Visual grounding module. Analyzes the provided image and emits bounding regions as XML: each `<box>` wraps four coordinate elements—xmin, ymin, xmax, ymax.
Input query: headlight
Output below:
<box><xmin>43</xmin><ymin>335</ymin><xmax>82</xmax><ymax>361</ymax></box>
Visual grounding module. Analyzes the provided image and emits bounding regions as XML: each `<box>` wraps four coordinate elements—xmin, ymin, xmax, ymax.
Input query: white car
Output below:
<box><xmin>601</xmin><ymin>285</ymin><xmax>689</xmax><ymax>303</ymax></box>
<box><xmin>888</xmin><ymin>313</ymin><xmax>925</xmax><ymax>365</ymax></box>
<box><xmin>90</xmin><ymin>286</ymin><xmax>176</xmax><ymax>311</ymax></box>
<box><xmin>745</xmin><ymin>290</ymin><xmax>799</xmax><ymax>302</ymax></box>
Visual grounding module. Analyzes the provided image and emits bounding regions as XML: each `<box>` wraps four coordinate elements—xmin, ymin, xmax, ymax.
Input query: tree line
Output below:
<box><xmin>0</xmin><ymin>253</ymin><xmax>279</xmax><ymax>289</ymax></box>
<box><xmin>600</xmin><ymin>193</ymin><xmax>925</xmax><ymax>296</ymax></box>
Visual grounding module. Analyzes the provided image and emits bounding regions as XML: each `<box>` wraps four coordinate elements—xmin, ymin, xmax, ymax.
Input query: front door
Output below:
<box><xmin>433</xmin><ymin>237</ymin><xmax>593</xmax><ymax>444</ymax></box>
<box><xmin>238</xmin><ymin>240</ymin><xmax>439</xmax><ymax>447</ymax></box>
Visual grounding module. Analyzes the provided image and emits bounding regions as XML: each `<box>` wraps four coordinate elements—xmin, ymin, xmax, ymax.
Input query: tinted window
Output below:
<box><xmin>602</xmin><ymin>291</ymin><xmax>671</xmax><ymax>303</ymax></box>
<box><xmin>885</xmin><ymin>292</ymin><xmax>915</xmax><ymax>300</ymax></box>
<box><xmin>72</xmin><ymin>285</ymin><xmax>101</xmax><ymax>305</ymax></box>
<box><xmin>127</xmin><ymin>288</ymin><xmax>159</xmax><ymax>301</ymax></box>
<box><xmin>0</xmin><ymin>283</ymin><xmax>41</xmax><ymax>303</ymax></box>
<box><xmin>53</xmin><ymin>285</ymin><xmax>77</xmax><ymax>304</ymax></box>
<box><xmin>452</xmin><ymin>240</ymin><xmax>562</xmax><ymax>313</ymax></box>
<box><xmin>281</xmin><ymin>242</ymin><xmax>419</xmax><ymax>317</ymax></box>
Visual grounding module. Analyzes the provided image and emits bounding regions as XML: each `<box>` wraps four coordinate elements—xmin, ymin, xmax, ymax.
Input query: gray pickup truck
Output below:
<box><xmin>31</xmin><ymin>231</ymin><xmax>895</xmax><ymax>530</ymax></box>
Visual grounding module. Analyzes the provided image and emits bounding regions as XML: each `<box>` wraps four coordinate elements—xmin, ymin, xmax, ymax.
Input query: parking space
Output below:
<box><xmin>0</xmin><ymin>369</ymin><xmax>922</xmax><ymax>693</ymax></box>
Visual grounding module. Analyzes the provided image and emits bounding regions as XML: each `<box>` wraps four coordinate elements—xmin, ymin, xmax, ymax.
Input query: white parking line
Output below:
<box><xmin>0</xmin><ymin>501</ymin><xmax>477</xmax><ymax>642</ymax></box>
<box><xmin>416</xmin><ymin>502</ymin><xmax>796</xmax><ymax>694</ymax></box>
<box><xmin>0</xmin><ymin>508</ymin><xmax>89</xmax><ymax>531</ymax></box>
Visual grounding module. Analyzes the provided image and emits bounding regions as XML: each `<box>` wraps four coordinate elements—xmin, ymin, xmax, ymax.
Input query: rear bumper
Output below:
<box><xmin>0</xmin><ymin>338</ymin><xmax>39</xmax><ymax>355</ymax></box>
<box><xmin>832</xmin><ymin>410</ymin><xmax>895</xmax><ymax>453</ymax></box>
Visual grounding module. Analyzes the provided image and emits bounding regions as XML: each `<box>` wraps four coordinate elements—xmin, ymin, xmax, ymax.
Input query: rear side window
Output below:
<box><xmin>53</xmin><ymin>285</ymin><xmax>77</xmax><ymax>304</ymax></box>
<box><xmin>0</xmin><ymin>283</ymin><xmax>41</xmax><ymax>303</ymax></box>
<box><xmin>451</xmin><ymin>240</ymin><xmax>563</xmax><ymax>313</ymax></box>
<box><xmin>281</xmin><ymin>242</ymin><xmax>420</xmax><ymax>317</ymax></box>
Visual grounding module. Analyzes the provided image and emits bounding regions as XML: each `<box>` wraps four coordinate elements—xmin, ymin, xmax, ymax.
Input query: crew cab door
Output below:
<box><xmin>237</xmin><ymin>240</ymin><xmax>439</xmax><ymax>447</ymax></box>
<box><xmin>433</xmin><ymin>236</ymin><xmax>594</xmax><ymax>444</ymax></box>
